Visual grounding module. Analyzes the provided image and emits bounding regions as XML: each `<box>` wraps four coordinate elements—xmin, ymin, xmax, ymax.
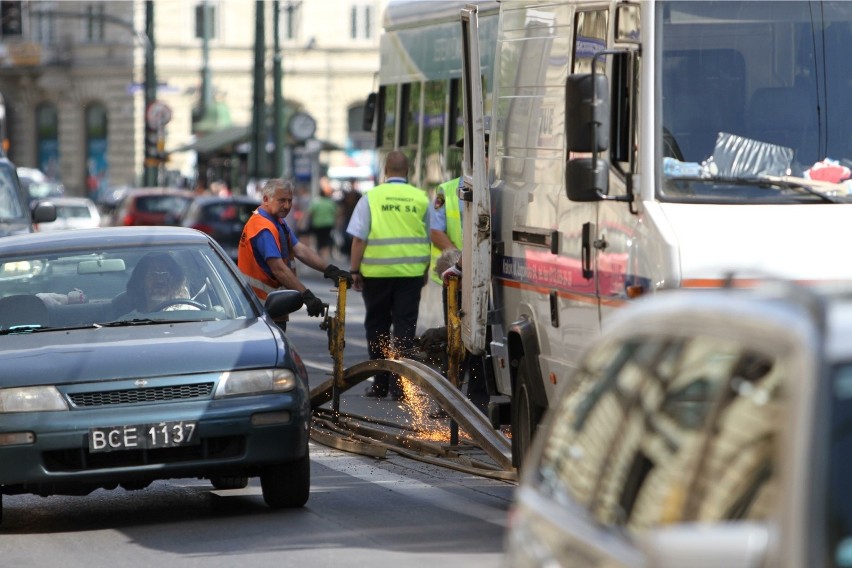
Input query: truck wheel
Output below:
<box><xmin>210</xmin><ymin>476</ymin><xmax>249</xmax><ymax>490</ymax></box>
<box><xmin>511</xmin><ymin>356</ymin><xmax>544</xmax><ymax>469</ymax></box>
<box><xmin>261</xmin><ymin>454</ymin><xmax>310</xmax><ymax>509</ymax></box>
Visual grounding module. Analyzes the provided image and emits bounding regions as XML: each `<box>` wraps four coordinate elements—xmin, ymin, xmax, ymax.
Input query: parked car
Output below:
<box><xmin>0</xmin><ymin>160</ymin><xmax>55</xmax><ymax>236</ymax></box>
<box><xmin>16</xmin><ymin>166</ymin><xmax>65</xmax><ymax>206</ymax></box>
<box><xmin>35</xmin><ymin>196</ymin><xmax>102</xmax><ymax>231</ymax></box>
<box><xmin>503</xmin><ymin>282</ymin><xmax>852</xmax><ymax>568</ymax></box>
<box><xmin>0</xmin><ymin>227</ymin><xmax>311</xmax><ymax>522</ymax></box>
<box><xmin>111</xmin><ymin>187</ymin><xmax>193</xmax><ymax>227</ymax></box>
<box><xmin>181</xmin><ymin>195</ymin><xmax>260</xmax><ymax>261</ymax></box>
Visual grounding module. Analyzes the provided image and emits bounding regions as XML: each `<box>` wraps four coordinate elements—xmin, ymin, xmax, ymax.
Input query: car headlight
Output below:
<box><xmin>0</xmin><ymin>386</ymin><xmax>68</xmax><ymax>412</ymax></box>
<box><xmin>214</xmin><ymin>369</ymin><xmax>297</xmax><ymax>398</ymax></box>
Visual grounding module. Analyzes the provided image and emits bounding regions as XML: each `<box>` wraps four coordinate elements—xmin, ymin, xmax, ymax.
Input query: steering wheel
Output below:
<box><xmin>152</xmin><ymin>298</ymin><xmax>206</xmax><ymax>311</ymax></box>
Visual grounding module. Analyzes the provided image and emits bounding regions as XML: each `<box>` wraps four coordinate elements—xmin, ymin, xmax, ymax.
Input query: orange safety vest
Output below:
<box><xmin>237</xmin><ymin>210</ymin><xmax>295</xmax><ymax>300</ymax></box>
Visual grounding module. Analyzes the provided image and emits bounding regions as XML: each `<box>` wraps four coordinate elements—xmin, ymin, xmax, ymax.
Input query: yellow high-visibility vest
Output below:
<box><xmin>429</xmin><ymin>177</ymin><xmax>463</xmax><ymax>284</ymax></box>
<box><xmin>362</xmin><ymin>182</ymin><xmax>430</xmax><ymax>277</ymax></box>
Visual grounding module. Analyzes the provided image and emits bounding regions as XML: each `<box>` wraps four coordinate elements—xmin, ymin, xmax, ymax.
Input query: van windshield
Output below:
<box><xmin>658</xmin><ymin>1</ymin><xmax>852</xmax><ymax>203</ymax></box>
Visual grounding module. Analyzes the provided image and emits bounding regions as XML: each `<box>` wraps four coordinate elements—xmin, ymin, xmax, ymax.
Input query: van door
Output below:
<box><xmin>460</xmin><ymin>5</ymin><xmax>490</xmax><ymax>355</ymax></box>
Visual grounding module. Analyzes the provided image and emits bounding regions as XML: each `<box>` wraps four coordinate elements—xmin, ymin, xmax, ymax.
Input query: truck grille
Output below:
<box><xmin>68</xmin><ymin>382</ymin><xmax>214</xmax><ymax>408</ymax></box>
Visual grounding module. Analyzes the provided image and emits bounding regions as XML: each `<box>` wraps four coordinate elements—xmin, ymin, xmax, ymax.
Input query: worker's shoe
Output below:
<box><xmin>363</xmin><ymin>386</ymin><xmax>387</xmax><ymax>399</ymax></box>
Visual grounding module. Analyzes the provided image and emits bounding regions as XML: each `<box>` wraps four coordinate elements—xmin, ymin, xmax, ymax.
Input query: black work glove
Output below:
<box><xmin>323</xmin><ymin>264</ymin><xmax>353</xmax><ymax>287</ymax></box>
<box><xmin>301</xmin><ymin>289</ymin><xmax>326</xmax><ymax>317</ymax></box>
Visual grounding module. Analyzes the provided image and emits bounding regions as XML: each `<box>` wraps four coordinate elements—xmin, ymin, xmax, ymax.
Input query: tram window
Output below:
<box><xmin>421</xmin><ymin>80</ymin><xmax>446</xmax><ymax>188</ymax></box>
<box><xmin>401</xmin><ymin>82</ymin><xmax>421</xmax><ymax>149</ymax></box>
<box><xmin>379</xmin><ymin>85</ymin><xmax>397</xmax><ymax>150</ymax></box>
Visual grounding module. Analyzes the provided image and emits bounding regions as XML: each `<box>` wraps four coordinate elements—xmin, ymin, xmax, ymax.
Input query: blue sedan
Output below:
<box><xmin>0</xmin><ymin>226</ymin><xmax>311</xmax><ymax>522</ymax></box>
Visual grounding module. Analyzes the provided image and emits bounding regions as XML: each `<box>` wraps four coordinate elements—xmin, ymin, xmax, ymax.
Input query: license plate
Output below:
<box><xmin>88</xmin><ymin>421</ymin><xmax>198</xmax><ymax>453</ymax></box>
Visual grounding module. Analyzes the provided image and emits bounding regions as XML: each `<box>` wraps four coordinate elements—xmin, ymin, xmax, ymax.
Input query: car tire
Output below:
<box><xmin>260</xmin><ymin>454</ymin><xmax>310</xmax><ymax>509</ymax></box>
<box><xmin>210</xmin><ymin>476</ymin><xmax>249</xmax><ymax>490</ymax></box>
<box><xmin>511</xmin><ymin>356</ymin><xmax>544</xmax><ymax>470</ymax></box>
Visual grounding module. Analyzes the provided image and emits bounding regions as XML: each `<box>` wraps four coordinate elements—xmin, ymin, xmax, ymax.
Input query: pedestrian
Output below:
<box><xmin>347</xmin><ymin>151</ymin><xmax>430</xmax><ymax>401</ymax></box>
<box><xmin>429</xmin><ymin>135</ymin><xmax>490</xmax><ymax>416</ymax></box>
<box><xmin>308</xmin><ymin>176</ymin><xmax>338</xmax><ymax>263</ymax></box>
<box><xmin>337</xmin><ymin>180</ymin><xmax>361</xmax><ymax>259</ymax></box>
<box><xmin>237</xmin><ymin>178</ymin><xmax>352</xmax><ymax>324</ymax></box>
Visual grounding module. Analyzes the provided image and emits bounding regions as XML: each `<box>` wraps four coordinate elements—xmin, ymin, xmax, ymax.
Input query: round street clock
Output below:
<box><xmin>288</xmin><ymin>112</ymin><xmax>317</xmax><ymax>142</ymax></box>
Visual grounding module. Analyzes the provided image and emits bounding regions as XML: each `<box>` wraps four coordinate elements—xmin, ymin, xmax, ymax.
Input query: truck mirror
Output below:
<box><xmin>565</xmin><ymin>73</ymin><xmax>610</xmax><ymax>152</ymax></box>
<box><xmin>565</xmin><ymin>157</ymin><xmax>609</xmax><ymax>201</ymax></box>
<box><xmin>362</xmin><ymin>92</ymin><xmax>377</xmax><ymax>132</ymax></box>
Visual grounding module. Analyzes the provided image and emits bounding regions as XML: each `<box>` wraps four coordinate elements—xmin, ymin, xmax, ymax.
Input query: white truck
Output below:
<box><xmin>375</xmin><ymin>1</ymin><xmax>852</xmax><ymax>467</ymax></box>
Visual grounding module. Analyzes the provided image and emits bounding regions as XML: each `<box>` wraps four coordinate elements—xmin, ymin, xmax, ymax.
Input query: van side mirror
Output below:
<box><xmin>565</xmin><ymin>73</ymin><xmax>609</xmax><ymax>153</ymax></box>
<box><xmin>565</xmin><ymin>72</ymin><xmax>610</xmax><ymax>200</ymax></box>
<box><xmin>362</xmin><ymin>92</ymin><xmax>377</xmax><ymax>132</ymax></box>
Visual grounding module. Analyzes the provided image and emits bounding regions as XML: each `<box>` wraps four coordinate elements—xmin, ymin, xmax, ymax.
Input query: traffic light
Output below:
<box><xmin>1</xmin><ymin>1</ymin><xmax>22</xmax><ymax>37</ymax></box>
<box><xmin>144</xmin><ymin>125</ymin><xmax>162</xmax><ymax>167</ymax></box>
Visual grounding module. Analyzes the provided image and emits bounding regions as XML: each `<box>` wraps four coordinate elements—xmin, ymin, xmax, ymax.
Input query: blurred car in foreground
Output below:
<box><xmin>111</xmin><ymin>187</ymin><xmax>193</xmax><ymax>226</ymax></box>
<box><xmin>35</xmin><ymin>196</ymin><xmax>101</xmax><ymax>231</ymax></box>
<box><xmin>504</xmin><ymin>282</ymin><xmax>851</xmax><ymax>568</ymax></box>
<box><xmin>181</xmin><ymin>195</ymin><xmax>260</xmax><ymax>261</ymax></box>
<box><xmin>0</xmin><ymin>227</ymin><xmax>311</xmax><ymax>523</ymax></box>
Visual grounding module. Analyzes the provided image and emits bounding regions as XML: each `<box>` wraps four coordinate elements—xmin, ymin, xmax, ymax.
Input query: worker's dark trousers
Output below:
<box><xmin>362</xmin><ymin>275</ymin><xmax>424</xmax><ymax>396</ymax></box>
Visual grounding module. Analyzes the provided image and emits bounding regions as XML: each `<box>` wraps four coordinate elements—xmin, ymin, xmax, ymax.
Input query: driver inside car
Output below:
<box><xmin>114</xmin><ymin>252</ymin><xmax>200</xmax><ymax>315</ymax></box>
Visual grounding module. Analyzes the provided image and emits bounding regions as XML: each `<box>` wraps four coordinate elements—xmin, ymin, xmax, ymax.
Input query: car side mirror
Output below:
<box><xmin>32</xmin><ymin>201</ymin><xmax>57</xmax><ymax>223</ymax></box>
<box><xmin>265</xmin><ymin>290</ymin><xmax>304</xmax><ymax>320</ymax></box>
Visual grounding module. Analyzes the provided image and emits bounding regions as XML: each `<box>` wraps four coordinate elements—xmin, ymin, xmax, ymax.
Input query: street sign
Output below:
<box><xmin>146</xmin><ymin>101</ymin><xmax>172</xmax><ymax>128</ymax></box>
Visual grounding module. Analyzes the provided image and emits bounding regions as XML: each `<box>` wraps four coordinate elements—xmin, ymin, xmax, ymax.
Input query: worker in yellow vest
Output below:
<box><xmin>428</xmin><ymin>135</ymin><xmax>490</xmax><ymax>416</ymax></box>
<box><xmin>347</xmin><ymin>151</ymin><xmax>430</xmax><ymax>401</ymax></box>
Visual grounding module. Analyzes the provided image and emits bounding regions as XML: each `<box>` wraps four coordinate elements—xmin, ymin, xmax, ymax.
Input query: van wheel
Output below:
<box><xmin>261</xmin><ymin>454</ymin><xmax>310</xmax><ymax>509</ymax></box>
<box><xmin>210</xmin><ymin>476</ymin><xmax>249</xmax><ymax>490</ymax></box>
<box><xmin>511</xmin><ymin>356</ymin><xmax>544</xmax><ymax>470</ymax></box>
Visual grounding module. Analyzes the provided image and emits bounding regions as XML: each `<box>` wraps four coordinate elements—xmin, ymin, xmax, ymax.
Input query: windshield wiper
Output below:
<box><xmin>0</xmin><ymin>324</ymin><xmax>48</xmax><ymax>335</ymax></box>
<box><xmin>683</xmin><ymin>175</ymin><xmax>843</xmax><ymax>203</ymax></box>
<box><xmin>98</xmin><ymin>317</ymin><xmax>216</xmax><ymax>327</ymax></box>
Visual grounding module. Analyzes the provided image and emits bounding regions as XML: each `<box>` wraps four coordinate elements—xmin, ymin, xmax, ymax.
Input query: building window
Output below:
<box><xmin>32</xmin><ymin>4</ymin><xmax>56</xmax><ymax>45</ymax></box>
<box><xmin>0</xmin><ymin>1</ymin><xmax>22</xmax><ymax>38</ymax></box>
<box><xmin>347</xmin><ymin>104</ymin><xmax>374</xmax><ymax>151</ymax></box>
<box><xmin>281</xmin><ymin>1</ymin><xmax>300</xmax><ymax>41</ymax></box>
<box><xmin>85</xmin><ymin>103</ymin><xmax>108</xmax><ymax>199</ymax></box>
<box><xmin>350</xmin><ymin>4</ymin><xmax>373</xmax><ymax>40</ymax></box>
<box><xmin>86</xmin><ymin>4</ymin><xmax>105</xmax><ymax>43</ymax></box>
<box><xmin>194</xmin><ymin>2</ymin><xmax>217</xmax><ymax>40</ymax></box>
<box><xmin>35</xmin><ymin>102</ymin><xmax>59</xmax><ymax>179</ymax></box>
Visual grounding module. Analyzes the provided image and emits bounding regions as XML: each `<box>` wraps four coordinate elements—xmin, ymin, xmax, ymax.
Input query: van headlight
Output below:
<box><xmin>214</xmin><ymin>369</ymin><xmax>297</xmax><ymax>398</ymax></box>
<box><xmin>0</xmin><ymin>386</ymin><xmax>68</xmax><ymax>412</ymax></box>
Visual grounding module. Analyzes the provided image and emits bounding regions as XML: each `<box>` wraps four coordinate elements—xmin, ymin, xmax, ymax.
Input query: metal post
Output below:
<box><xmin>200</xmin><ymin>0</ymin><xmax>213</xmax><ymax>124</ymax></box>
<box><xmin>250</xmin><ymin>0</ymin><xmax>266</xmax><ymax>181</ymax></box>
<box><xmin>447</xmin><ymin>276</ymin><xmax>463</xmax><ymax>446</ymax></box>
<box><xmin>330</xmin><ymin>279</ymin><xmax>348</xmax><ymax>422</ymax></box>
<box><xmin>143</xmin><ymin>1</ymin><xmax>157</xmax><ymax>187</ymax></box>
<box><xmin>273</xmin><ymin>0</ymin><xmax>284</xmax><ymax>178</ymax></box>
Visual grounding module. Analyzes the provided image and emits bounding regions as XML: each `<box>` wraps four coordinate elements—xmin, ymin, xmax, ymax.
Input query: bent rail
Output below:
<box><xmin>309</xmin><ymin>357</ymin><xmax>513</xmax><ymax>472</ymax></box>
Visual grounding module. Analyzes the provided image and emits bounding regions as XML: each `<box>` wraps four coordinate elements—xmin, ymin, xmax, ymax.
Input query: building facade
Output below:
<box><xmin>0</xmin><ymin>0</ymin><xmax>386</xmax><ymax>196</ymax></box>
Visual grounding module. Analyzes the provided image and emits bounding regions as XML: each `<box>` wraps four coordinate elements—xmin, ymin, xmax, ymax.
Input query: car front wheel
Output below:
<box><xmin>260</xmin><ymin>454</ymin><xmax>310</xmax><ymax>508</ymax></box>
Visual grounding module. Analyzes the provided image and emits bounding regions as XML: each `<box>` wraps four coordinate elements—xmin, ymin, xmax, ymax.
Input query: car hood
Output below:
<box><xmin>1</xmin><ymin>318</ymin><xmax>287</xmax><ymax>386</ymax></box>
<box><xmin>658</xmin><ymin>202</ymin><xmax>852</xmax><ymax>282</ymax></box>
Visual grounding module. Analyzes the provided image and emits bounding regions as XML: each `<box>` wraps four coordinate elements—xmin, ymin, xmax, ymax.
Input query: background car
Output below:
<box><xmin>35</xmin><ymin>196</ymin><xmax>102</xmax><ymax>231</ymax></box>
<box><xmin>503</xmin><ymin>283</ymin><xmax>846</xmax><ymax>568</ymax></box>
<box><xmin>181</xmin><ymin>195</ymin><xmax>260</xmax><ymax>261</ymax></box>
<box><xmin>17</xmin><ymin>166</ymin><xmax>65</xmax><ymax>206</ymax></box>
<box><xmin>0</xmin><ymin>227</ymin><xmax>310</xmax><ymax>522</ymax></box>
<box><xmin>110</xmin><ymin>187</ymin><xmax>193</xmax><ymax>227</ymax></box>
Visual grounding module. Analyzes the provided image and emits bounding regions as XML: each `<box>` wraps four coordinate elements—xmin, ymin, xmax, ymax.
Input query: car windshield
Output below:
<box><xmin>658</xmin><ymin>1</ymin><xmax>852</xmax><ymax>203</ymax></box>
<box><xmin>0</xmin><ymin>243</ymin><xmax>257</xmax><ymax>332</ymax></box>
